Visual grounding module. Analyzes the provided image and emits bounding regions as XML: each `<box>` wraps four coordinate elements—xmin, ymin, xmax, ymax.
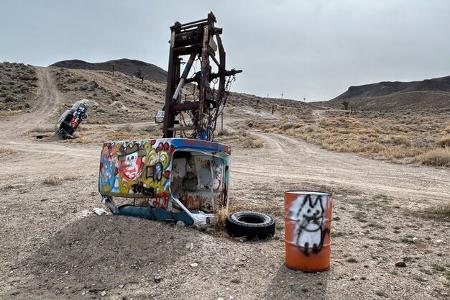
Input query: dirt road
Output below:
<box><xmin>0</xmin><ymin>68</ymin><xmax>448</xmax><ymax>299</ymax></box>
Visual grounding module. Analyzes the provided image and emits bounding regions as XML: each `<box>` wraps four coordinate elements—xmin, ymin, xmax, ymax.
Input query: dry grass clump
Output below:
<box><xmin>62</xmin><ymin>174</ymin><xmax>78</xmax><ymax>181</ymax></box>
<box><xmin>215</xmin><ymin>128</ymin><xmax>265</xmax><ymax>149</ymax></box>
<box><xmin>242</xmin><ymin>138</ymin><xmax>264</xmax><ymax>149</ymax></box>
<box><xmin>43</xmin><ymin>174</ymin><xmax>78</xmax><ymax>185</ymax></box>
<box><xmin>382</xmin><ymin>145</ymin><xmax>422</xmax><ymax>160</ymax></box>
<box><xmin>416</xmin><ymin>148</ymin><xmax>450</xmax><ymax>167</ymax></box>
<box><xmin>215</xmin><ymin>206</ymin><xmax>229</xmax><ymax>231</ymax></box>
<box><xmin>263</xmin><ymin>111</ymin><xmax>450</xmax><ymax>165</ymax></box>
<box><xmin>412</xmin><ymin>204</ymin><xmax>450</xmax><ymax>222</ymax></box>
<box><xmin>43</xmin><ymin>175</ymin><xmax>63</xmax><ymax>185</ymax></box>
<box><xmin>0</xmin><ymin>147</ymin><xmax>17</xmax><ymax>157</ymax></box>
<box><xmin>438</xmin><ymin>135</ymin><xmax>450</xmax><ymax>148</ymax></box>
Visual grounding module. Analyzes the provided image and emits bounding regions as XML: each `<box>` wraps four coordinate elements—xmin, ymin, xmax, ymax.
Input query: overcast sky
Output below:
<box><xmin>1</xmin><ymin>0</ymin><xmax>450</xmax><ymax>101</ymax></box>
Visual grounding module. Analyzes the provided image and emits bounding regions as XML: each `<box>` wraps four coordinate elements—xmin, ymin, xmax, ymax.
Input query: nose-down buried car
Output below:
<box><xmin>98</xmin><ymin>138</ymin><xmax>230</xmax><ymax>226</ymax></box>
<box><xmin>56</xmin><ymin>100</ymin><xmax>89</xmax><ymax>139</ymax></box>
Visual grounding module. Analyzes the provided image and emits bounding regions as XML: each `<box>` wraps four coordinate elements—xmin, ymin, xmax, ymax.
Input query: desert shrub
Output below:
<box><xmin>43</xmin><ymin>175</ymin><xmax>62</xmax><ymax>185</ymax></box>
<box><xmin>279</xmin><ymin>122</ymin><xmax>294</xmax><ymax>130</ymax></box>
<box><xmin>242</xmin><ymin>138</ymin><xmax>264</xmax><ymax>148</ymax></box>
<box><xmin>215</xmin><ymin>206</ymin><xmax>229</xmax><ymax>231</ymax></box>
<box><xmin>412</xmin><ymin>204</ymin><xmax>450</xmax><ymax>222</ymax></box>
<box><xmin>437</xmin><ymin>135</ymin><xmax>450</xmax><ymax>148</ymax></box>
<box><xmin>363</xmin><ymin>142</ymin><xmax>385</xmax><ymax>153</ymax></box>
<box><xmin>416</xmin><ymin>148</ymin><xmax>450</xmax><ymax>167</ymax></box>
<box><xmin>382</xmin><ymin>145</ymin><xmax>420</xmax><ymax>159</ymax></box>
<box><xmin>0</xmin><ymin>147</ymin><xmax>17</xmax><ymax>157</ymax></box>
<box><xmin>388</xmin><ymin>135</ymin><xmax>411</xmax><ymax>146</ymax></box>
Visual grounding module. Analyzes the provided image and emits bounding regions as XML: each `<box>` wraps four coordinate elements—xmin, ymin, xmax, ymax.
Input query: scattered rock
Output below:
<box><xmin>154</xmin><ymin>275</ymin><xmax>162</xmax><ymax>283</ymax></box>
<box><xmin>230</xmin><ymin>278</ymin><xmax>240</xmax><ymax>284</ymax></box>
<box><xmin>100</xmin><ymin>291</ymin><xmax>107</xmax><ymax>297</ymax></box>
<box><xmin>395</xmin><ymin>261</ymin><xmax>406</xmax><ymax>268</ymax></box>
<box><xmin>93</xmin><ymin>207</ymin><xmax>108</xmax><ymax>216</ymax></box>
<box><xmin>190</xmin><ymin>262</ymin><xmax>198</xmax><ymax>267</ymax></box>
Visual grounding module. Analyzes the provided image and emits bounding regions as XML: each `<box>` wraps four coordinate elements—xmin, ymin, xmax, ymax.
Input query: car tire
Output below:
<box><xmin>226</xmin><ymin>211</ymin><xmax>275</xmax><ymax>239</ymax></box>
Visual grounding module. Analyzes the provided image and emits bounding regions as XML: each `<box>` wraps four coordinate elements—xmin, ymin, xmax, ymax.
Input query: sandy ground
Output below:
<box><xmin>0</xmin><ymin>68</ymin><xmax>449</xmax><ymax>299</ymax></box>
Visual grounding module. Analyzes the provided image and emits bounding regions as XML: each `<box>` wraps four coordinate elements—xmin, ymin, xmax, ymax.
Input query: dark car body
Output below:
<box><xmin>56</xmin><ymin>100</ymin><xmax>89</xmax><ymax>139</ymax></box>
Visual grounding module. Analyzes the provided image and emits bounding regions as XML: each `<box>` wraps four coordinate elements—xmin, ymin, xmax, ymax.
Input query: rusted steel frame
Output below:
<box><xmin>207</xmin><ymin>11</ymin><xmax>217</xmax><ymax>23</ymax></box>
<box><xmin>173</xmin><ymin>44</ymin><xmax>202</xmax><ymax>55</ymax></box>
<box><xmin>198</xmin><ymin>23</ymin><xmax>211</xmax><ymax>132</ymax></box>
<box><xmin>210</xmin><ymin>69</ymin><xmax>243</xmax><ymax>80</ymax></box>
<box><xmin>212</xmin><ymin>27</ymin><xmax>223</xmax><ymax>35</ymax></box>
<box><xmin>209</xmin><ymin>50</ymin><xmax>220</xmax><ymax>68</ymax></box>
<box><xmin>215</xmin><ymin>33</ymin><xmax>226</xmax><ymax>106</ymax></box>
<box><xmin>174</xmin><ymin>57</ymin><xmax>180</xmax><ymax>97</ymax></box>
<box><xmin>170</xmin><ymin>101</ymin><xmax>200</xmax><ymax>112</ymax></box>
<box><xmin>163</xmin><ymin>28</ymin><xmax>178</xmax><ymax>138</ymax></box>
<box><xmin>179</xmin><ymin>18</ymin><xmax>208</xmax><ymax>29</ymax></box>
<box><xmin>185</xmin><ymin>73</ymin><xmax>200</xmax><ymax>84</ymax></box>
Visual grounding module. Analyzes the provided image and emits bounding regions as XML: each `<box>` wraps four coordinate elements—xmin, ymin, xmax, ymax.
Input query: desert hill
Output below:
<box><xmin>322</xmin><ymin>75</ymin><xmax>450</xmax><ymax>111</ymax></box>
<box><xmin>0</xmin><ymin>62</ymin><xmax>38</xmax><ymax>113</ymax></box>
<box><xmin>50</xmin><ymin>58</ymin><xmax>167</xmax><ymax>82</ymax></box>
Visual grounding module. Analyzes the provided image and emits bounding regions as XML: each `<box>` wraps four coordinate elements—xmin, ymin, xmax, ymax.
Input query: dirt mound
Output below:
<box><xmin>51</xmin><ymin>58</ymin><xmax>167</xmax><ymax>82</ymax></box>
<box><xmin>12</xmin><ymin>216</ymin><xmax>193</xmax><ymax>297</ymax></box>
<box><xmin>322</xmin><ymin>75</ymin><xmax>450</xmax><ymax>111</ymax></box>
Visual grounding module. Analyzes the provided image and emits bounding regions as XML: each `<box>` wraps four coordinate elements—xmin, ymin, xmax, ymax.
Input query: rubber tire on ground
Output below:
<box><xmin>226</xmin><ymin>211</ymin><xmax>275</xmax><ymax>239</ymax></box>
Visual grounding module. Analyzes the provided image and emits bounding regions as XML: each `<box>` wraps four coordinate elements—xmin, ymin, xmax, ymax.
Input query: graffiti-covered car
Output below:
<box><xmin>56</xmin><ymin>100</ymin><xmax>89</xmax><ymax>139</ymax></box>
<box><xmin>98</xmin><ymin>138</ymin><xmax>230</xmax><ymax>226</ymax></box>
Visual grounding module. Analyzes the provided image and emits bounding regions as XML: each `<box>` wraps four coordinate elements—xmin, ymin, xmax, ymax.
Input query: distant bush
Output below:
<box><xmin>416</xmin><ymin>148</ymin><xmax>450</xmax><ymax>167</ymax></box>
<box><xmin>438</xmin><ymin>135</ymin><xmax>450</xmax><ymax>148</ymax></box>
<box><xmin>242</xmin><ymin>138</ymin><xmax>264</xmax><ymax>148</ymax></box>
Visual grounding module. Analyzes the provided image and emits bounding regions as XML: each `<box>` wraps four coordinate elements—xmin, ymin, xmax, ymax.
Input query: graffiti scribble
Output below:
<box><xmin>289</xmin><ymin>194</ymin><xmax>329</xmax><ymax>255</ymax></box>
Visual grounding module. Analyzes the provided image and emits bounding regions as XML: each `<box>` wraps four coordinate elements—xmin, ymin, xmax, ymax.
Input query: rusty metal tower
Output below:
<box><xmin>160</xmin><ymin>12</ymin><xmax>241</xmax><ymax>140</ymax></box>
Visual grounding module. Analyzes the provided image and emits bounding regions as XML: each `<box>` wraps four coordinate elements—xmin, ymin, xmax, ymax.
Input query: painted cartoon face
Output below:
<box><xmin>292</xmin><ymin>195</ymin><xmax>324</xmax><ymax>231</ymax></box>
<box><xmin>120</xmin><ymin>151</ymin><xmax>143</xmax><ymax>180</ymax></box>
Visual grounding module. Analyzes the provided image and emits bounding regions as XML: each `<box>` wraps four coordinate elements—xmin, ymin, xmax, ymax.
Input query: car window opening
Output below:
<box><xmin>171</xmin><ymin>151</ymin><xmax>226</xmax><ymax>213</ymax></box>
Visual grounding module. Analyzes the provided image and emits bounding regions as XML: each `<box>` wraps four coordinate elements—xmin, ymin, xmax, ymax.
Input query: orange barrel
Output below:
<box><xmin>284</xmin><ymin>191</ymin><xmax>332</xmax><ymax>272</ymax></box>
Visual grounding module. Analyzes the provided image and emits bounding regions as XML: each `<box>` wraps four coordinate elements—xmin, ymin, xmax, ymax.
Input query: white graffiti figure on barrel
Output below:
<box><xmin>289</xmin><ymin>194</ymin><xmax>329</xmax><ymax>254</ymax></box>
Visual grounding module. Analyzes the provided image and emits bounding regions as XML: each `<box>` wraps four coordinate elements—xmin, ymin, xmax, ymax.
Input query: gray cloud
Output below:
<box><xmin>1</xmin><ymin>0</ymin><xmax>449</xmax><ymax>100</ymax></box>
